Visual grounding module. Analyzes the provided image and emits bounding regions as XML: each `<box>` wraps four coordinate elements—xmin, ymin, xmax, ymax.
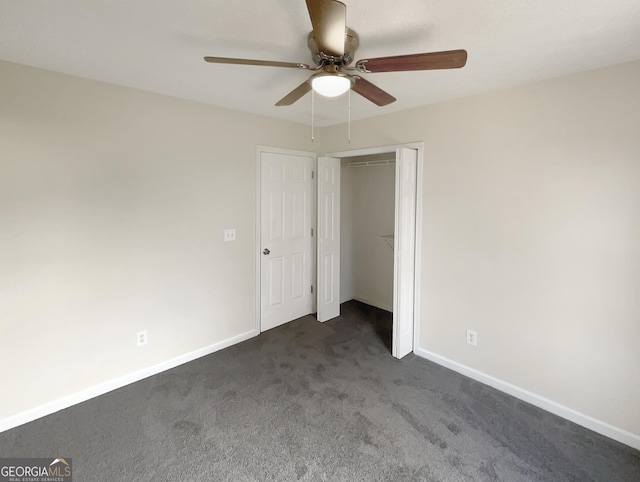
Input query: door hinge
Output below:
<box><xmin>311</xmin><ymin>285</ymin><xmax>314</xmax><ymax>293</ymax></box>
<box><xmin>311</xmin><ymin>228</ymin><xmax>314</xmax><ymax>237</ymax></box>
<box><xmin>311</xmin><ymin>170</ymin><xmax>314</xmax><ymax>179</ymax></box>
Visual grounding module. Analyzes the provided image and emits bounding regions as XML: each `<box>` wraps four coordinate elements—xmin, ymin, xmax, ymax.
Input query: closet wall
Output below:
<box><xmin>340</xmin><ymin>156</ymin><xmax>396</xmax><ymax>311</ymax></box>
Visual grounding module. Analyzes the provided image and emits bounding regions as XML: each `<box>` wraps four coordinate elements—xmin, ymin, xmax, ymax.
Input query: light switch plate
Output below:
<box><xmin>224</xmin><ymin>229</ymin><xmax>236</xmax><ymax>242</ymax></box>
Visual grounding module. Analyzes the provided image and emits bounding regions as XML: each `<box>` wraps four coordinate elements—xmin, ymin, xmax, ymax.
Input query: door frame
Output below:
<box><xmin>255</xmin><ymin>146</ymin><xmax>318</xmax><ymax>334</ymax></box>
<box><xmin>326</xmin><ymin>142</ymin><xmax>424</xmax><ymax>356</ymax></box>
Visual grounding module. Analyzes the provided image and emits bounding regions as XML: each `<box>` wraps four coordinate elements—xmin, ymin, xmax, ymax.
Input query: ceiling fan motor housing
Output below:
<box><xmin>307</xmin><ymin>28</ymin><xmax>359</xmax><ymax>66</ymax></box>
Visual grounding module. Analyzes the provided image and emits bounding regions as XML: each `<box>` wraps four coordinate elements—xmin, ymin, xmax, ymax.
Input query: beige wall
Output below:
<box><xmin>323</xmin><ymin>60</ymin><xmax>640</xmax><ymax>438</ymax></box>
<box><xmin>0</xmin><ymin>60</ymin><xmax>315</xmax><ymax>421</ymax></box>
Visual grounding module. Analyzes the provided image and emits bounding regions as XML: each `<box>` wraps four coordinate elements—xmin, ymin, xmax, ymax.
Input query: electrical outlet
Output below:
<box><xmin>224</xmin><ymin>229</ymin><xmax>236</xmax><ymax>242</ymax></box>
<box><xmin>137</xmin><ymin>330</ymin><xmax>148</xmax><ymax>347</ymax></box>
<box><xmin>466</xmin><ymin>329</ymin><xmax>477</xmax><ymax>347</ymax></box>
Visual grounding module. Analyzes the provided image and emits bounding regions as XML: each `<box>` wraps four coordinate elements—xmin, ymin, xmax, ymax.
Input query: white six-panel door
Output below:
<box><xmin>260</xmin><ymin>151</ymin><xmax>314</xmax><ymax>331</ymax></box>
<box><xmin>317</xmin><ymin>157</ymin><xmax>341</xmax><ymax>322</ymax></box>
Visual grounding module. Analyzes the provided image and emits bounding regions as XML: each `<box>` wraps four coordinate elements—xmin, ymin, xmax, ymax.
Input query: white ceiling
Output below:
<box><xmin>1</xmin><ymin>0</ymin><xmax>639</xmax><ymax>127</ymax></box>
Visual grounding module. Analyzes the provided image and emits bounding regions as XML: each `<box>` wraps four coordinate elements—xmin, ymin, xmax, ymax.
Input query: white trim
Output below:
<box><xmin>413</xmin><ymin>143</ymin><xmax>424</xmax><ymax>355</ymax></box>
<box><xmin>414</xmin><ymin>347</ymin><xmax>640</xmax><ymax>451</ymax></box>
<box><xmin>255</xmin><ymin>147</ymin><xmax>262</xmax><ymax>335</ymax></box>
<box><xmin>353</xmin><ymin>296</ymin><xmax>393</xmax><ymax>313</ymax></box>
<box><xmin>327</xmin><ymin>142</ymin><xmax>423</xmax><ymax>159</ymax></box>
<box><xmin>0</xmin><ymin>329</ymin><xmax>257</xmax><ymax>434</ymax></box>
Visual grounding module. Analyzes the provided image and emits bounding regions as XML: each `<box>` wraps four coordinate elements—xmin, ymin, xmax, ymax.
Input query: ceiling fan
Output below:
<box><xmin>204</xmin><ymin>0</ymin><xmax>467</xmax><ymax>107</ymax></box>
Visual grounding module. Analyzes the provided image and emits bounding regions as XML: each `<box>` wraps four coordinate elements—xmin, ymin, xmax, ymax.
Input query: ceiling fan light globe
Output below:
<box><xmin>311</xmin><ymin>75</ymin><xmax>351</xmax><ymax>97</ymax></box>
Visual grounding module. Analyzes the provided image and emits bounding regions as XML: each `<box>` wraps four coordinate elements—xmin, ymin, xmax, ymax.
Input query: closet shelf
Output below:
<box><xmin>348</xmin><ymin>159</ymin><xmax>395</xmax><ymax>168</ymax></box>
<box><xmin>378</xmin><ymin>234</ymin><xmax>395</xmax><ymax>250</ymax></box>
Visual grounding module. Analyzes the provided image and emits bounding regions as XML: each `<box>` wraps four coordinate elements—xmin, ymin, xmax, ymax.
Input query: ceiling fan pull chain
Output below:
<box><xmin>311</xmin><ymin>88</ymin><xmax>315</xmax><ymax>142</ymax></box>
<box><xmin>348</xmin><ymin>88</ymin><xmax>351</xmax><ymax>144</ymax></box>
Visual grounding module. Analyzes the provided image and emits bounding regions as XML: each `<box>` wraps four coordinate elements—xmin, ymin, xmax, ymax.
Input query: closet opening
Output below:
<box><xmin>325</xmin><ymin>143</ymin><xmax>421</xmax><ymax>359</ymax></box>
<box><xmin>340</xmin><ymin>152</ymin><xmax>397</xmax><ymax>353</ymax></box>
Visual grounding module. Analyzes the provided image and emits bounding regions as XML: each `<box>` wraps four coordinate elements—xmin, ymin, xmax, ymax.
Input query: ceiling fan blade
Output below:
<box><xmin>306</xmin><ymin>0</ymin><xmax>346</xmax><ymax>58</ymax></box>
<box><xmin>356</xmin><ymin>49</ymin><xmax>468</xmax><ymax>73</ymax></box>
<box><xmin>204</xmin><ymin>56</ymin><xmax>310</xmax><ymax>70</ymax></box>
<box><xmin>275</xmin><ymin>80</ymin><xmax>312</xmax><ymax>106</ymax></box>
<box><xmin>351</xmin><ymin>77</ymin><xmax>396</xmax><ymax>106</ymax></box>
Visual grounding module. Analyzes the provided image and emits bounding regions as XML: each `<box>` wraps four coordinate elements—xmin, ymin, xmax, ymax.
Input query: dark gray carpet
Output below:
<box><xmin>1</xmin><ymin>300</ymin><xmax>638</xmax><ymax>481</ymax></box>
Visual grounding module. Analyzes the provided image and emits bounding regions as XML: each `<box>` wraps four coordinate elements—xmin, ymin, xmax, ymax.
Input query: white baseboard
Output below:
<box><xmin>0</xmin><ymin>329</ymin><xmax>257</xmax><ymax>434</ymax></box>
<box><xmin>414</xmin><ymin>347</ymin><xmax>640</xmax><ymax>451</ymax></box>
<box><xmin>353</xmin><ymin>296</ymin><xmax>393</xmax><ymax>313</ymax></box>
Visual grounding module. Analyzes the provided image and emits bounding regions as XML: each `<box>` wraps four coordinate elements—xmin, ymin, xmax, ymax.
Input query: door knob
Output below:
<box><xmin>263</xmin><ymin>248</ymin><xmax>270</xmax><ymax>255</ymax></box>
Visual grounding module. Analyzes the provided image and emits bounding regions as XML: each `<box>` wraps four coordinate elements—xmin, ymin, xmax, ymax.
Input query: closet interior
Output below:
<box><xmin>340</xmin><ymin>152</ymin><xmax>396</xmax><ymax>352</ymax></box>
